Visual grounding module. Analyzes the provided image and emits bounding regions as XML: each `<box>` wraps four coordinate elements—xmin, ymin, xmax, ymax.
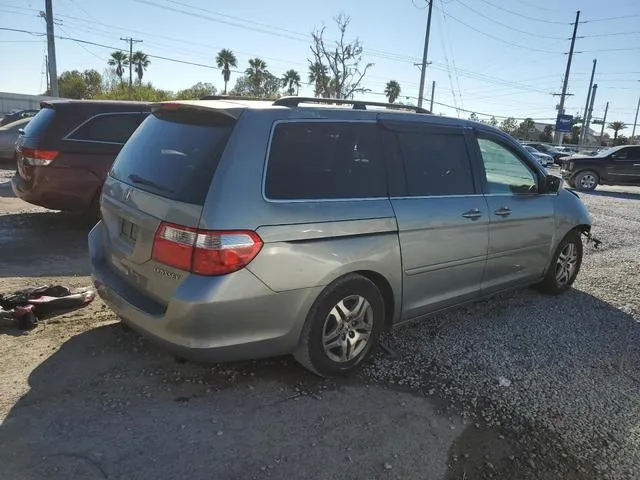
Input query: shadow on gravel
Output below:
<box><xmin>575</xmin><ymin>189</ymin><xmax>640</xmax><ymax>201</ymax></box>
<box><xmin>0</xmin><ymin>211</ymin><xmax>95</xmax><ymax>278</ymax></box>
<box><xmin>0</xmin><ymin>323</ymin><xmax>464</xmax><ymax>480</ymax></box>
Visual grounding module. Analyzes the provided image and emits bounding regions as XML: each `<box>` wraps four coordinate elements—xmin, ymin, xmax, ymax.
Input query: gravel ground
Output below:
<box><xmin>1</xmin><ymin>166</ymin><xmax>639</xmax><ymax>479</ymax></box>
<box><xmin>365</xmin><ymin>182</ymin><xmax>640</xmax><ymax>479</ymax></box>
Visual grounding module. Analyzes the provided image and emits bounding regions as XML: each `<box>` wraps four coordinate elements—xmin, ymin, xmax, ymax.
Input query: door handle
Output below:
<box><xmin>494</xmin><ymin>207</ymin><xmax>512</xmax><ymax>217</ymax></box>
<box><xmin>461</xmin><ymin>208</ymin><xmax>482</xmax><ymax>220</ymax></box>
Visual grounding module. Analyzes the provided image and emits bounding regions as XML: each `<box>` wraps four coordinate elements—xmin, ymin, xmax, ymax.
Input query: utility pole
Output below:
<box><xmin>632</xmin><ymin>95</ymin><xmax>640</xmax><ymax>142</ymax></box>
<box><xmin>417</xmin><ymin>0</ymin><xmax>434</xmax><ymax>109</ymax></box>
<box><xmin>579</xmin><ymin>58</ymin><xmax>596</xmax><ymax>146</ymax></box>
<box><xmin>429</xmin><ymin>80</ymin><xmax>435</xmax><ymax>112</ymax></box>
<box><xmin>553</xmin><ymin>10</ymin><xmax>581</xmax><ymax>145</ymax></box>
<box><xmin>584</xmin><ymin>84</ymin><xmax>597</xmax><ymax>145</ymax></box>
<box><xmin>121</xmin><ymin>37</ymin><xmax>143</xmax><ymax>100</ymax></box>
<box><xmin>45</xmin><ymin>0</ymin><xmax>58</xmax><ymax>96</ymax></box>
<box><xmin>599</xmin><ymin>101</ymin><xmax>609</xmax><ymax>144</ymax></box>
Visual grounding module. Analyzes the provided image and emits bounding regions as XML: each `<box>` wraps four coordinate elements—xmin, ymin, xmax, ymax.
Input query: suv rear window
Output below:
<box><xmin>265</xmin><ymin>122</ymin><xmax>387</xmax><ymax>200</ymax></box>
<box><xmin>22</xmin><ymin>107</ymin><xmax>54</xmax><ymax>138</ymax></box>
<box><xmin>110</xmin><ymin>109</ymin><xmax>233</xmax><ymax>205</ymax></box>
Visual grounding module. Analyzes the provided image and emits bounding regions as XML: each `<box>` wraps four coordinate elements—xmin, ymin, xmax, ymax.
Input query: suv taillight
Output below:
<box><xmin>22</xmin><ymin>148</ymin><xmax>58</xmax><ymax>166</ymax></box>
<box><xmin>152</xmin><ymin>222</ymin><xmax>263</xmax><ymax>276</ymax></box>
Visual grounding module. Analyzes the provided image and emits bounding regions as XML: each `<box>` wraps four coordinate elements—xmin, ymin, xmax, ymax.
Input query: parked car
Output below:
<box><xmin>560</xmin><ymin>145</ymin><xmax>640</xmax><ymax>191</ymax></box>
<box><xmin>90</xmin><ymin>96</ymin><xmax>592</xmax><ymax>377</ymax></box>
<box><xmin>0</xmin><ymin>109</ymin><xmax>39</xmax><ymax>127</ymax></box>
<box><xmin>0</xmin><ymin>118</ymin><xmax>31</xmax><ymax>161</ymax></box>
<box><xmin>524</xmin><ymin>142</ymin><xmax>564</xmax><ymax>163</ymax></box>
<box><xmin>524</xmin><ymin>145</ymin><xmax>554</xmax><ymax>167</ymax></box>
<box><xmin>11</xmin><ymin>100</ymin><xmax>150</xmax><ymax>214</ymax></box>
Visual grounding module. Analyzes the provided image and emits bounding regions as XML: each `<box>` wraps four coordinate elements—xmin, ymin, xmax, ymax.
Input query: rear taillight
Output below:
<box><xmin>152</xmin><ymin>222</ymin><xmax>263</xmax><ymax>276</ymax></box>
<box><xmin>22</xmin><ymin>148</ymin><xmax>58</xmax><ymax>166</ymax></box>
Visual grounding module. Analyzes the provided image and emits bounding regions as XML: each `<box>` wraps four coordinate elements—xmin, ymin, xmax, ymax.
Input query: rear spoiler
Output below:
<box><xmin>151</xmin><ymin>101</ymin><xmax>243</xmax><ymax>120</ymax></box>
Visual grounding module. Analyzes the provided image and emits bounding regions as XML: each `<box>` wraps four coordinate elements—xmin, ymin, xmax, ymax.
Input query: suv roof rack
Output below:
<box><xmin>272</xmin><ymin>96</ymin><xmax>431</xmax><ymax>114</ymax></box>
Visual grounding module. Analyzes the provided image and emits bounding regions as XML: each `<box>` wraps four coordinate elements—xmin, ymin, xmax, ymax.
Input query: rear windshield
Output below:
<box><xmin>22</xmin><ymin>107</ymin><xmax>53</xmax><ymax>138</ymax></box>
<box><xmin>110</xmin><ymin>109</ymin><xmax>234</xmax><ymax>205</ymax></box>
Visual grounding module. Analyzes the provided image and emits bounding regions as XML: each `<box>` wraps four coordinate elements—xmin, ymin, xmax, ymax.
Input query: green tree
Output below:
<box><xmin>487</xmin><ymin>116</ymin><xmax>498</xmax><ymax>127</ymax></box>
<box><xmin>499</xmin><ymin>117</ymin><xmax>518</xmax><ymax>136</ymax></box>
<box><xmin>607</xmin><ymin>121</ymin><xmax>627</xmax><ymax>140</ymax></box>
<box><xmin>539</xmin><ymin>124</ymin><xmax>553</xmax><ymax>143</ymax></box>
<box><xmin>131</xmin><ymin>51</ymin><xmax>150</xmax><ymax>84</ymax></box>
<box><xmin>613</xmin><ymin>135</ymin><xmax>629</xmax><ymax>146</ymax></box>
<box><xmin>215</xmin><ymin>48</ymin><xmax>237</xmax><ymax>95</ymax></box>
<box><xmin>468</xmin><ymin>112</ymin><xmax>480</xmax><ymax>122</ymax></box>
<box><xmin>231</xmin><ymin>72</ymin><xmax>280</xmax><ymax>99</ymax></box>
<box><xmin>308</xmin><ymin>62</ymin><xmax>329</xmax><ymax>98</ymax></box>
<box><xmin>175</xmin><ymin>82</ymin><xmax>217</xmax><ymax>100</ymax></box>
<box><xmin>245</xmin><ymin>58</ymin><xmax>268</xmax><ymax>96</ymax></box>
<box><xmin>384</xmin><ymin>80</ymin><xmax>401</xmax><ymax>103</ymax></box>
<box><xmin>57</xmin><ymin>69</ymin><xmax>103</xmax><ymax>99</ymax></box>
<box><xmin>308</xmin><ymin>13</ymin><xmax>373</xmax><ymax>99</ymax></box>
<box><xmin>516</xmin><ymin>117</ymin><xmax>536</xmax><ymax>141</ymax></box>
<box><xmin>107</xmin><ymin>51</ymin><xmax>128</xmax><ymax>84</ymax></box>
<box><xmin>282</xmin><ymin>69</ymin><xmax>301</xmax><ymax>96</ymax></box>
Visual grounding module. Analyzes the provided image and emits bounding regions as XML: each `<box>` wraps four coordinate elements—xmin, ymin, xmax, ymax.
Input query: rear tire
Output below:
<box><xmin>536</xmin><ymin>230</ymin><xmax>583</xmax><ymax>295</ymax></box>
<box><xmin>294</xmin><ymin>274</ymin><xmax>385</xmax><ymax>378</ymax></box>
<box><xmin>574</xmin><ymin>171</ymin><xmax>599</xmax><ymax>191</ymax></box>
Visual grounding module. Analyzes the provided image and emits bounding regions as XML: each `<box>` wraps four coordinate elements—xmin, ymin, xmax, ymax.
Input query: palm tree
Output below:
<box><xmin>282</xmin><ymin>69</ymin><xmax>301</xmax><ymax>96</ymax></box>
<box><xmin>384</xmin><ymin>80</ymin><xmax>401</xmax><ymax>103</ymax></box>
<box><xmin>108</xmin><ymin>51</ymin><xmax>128</xmax><ymax>84</ymax></box>
<box><xmin>608</xmin><ymin>121</ymin><xmax>627</xmax><ymax>140</ymax></box>
<box><xmin>245</xmin><ymin>58</ymin><xmax>268</xmax><ymax>95</ymax></box>
<box><xmin>216</xmin><ymin>48</ymin><xmax>237</xmax><ymax>95</ymax></box>
<box><xmin>131</xmin><ymin>51</ymin><xmax>150</xmax><ymax>84</ymax></box>
<box><xmin>308</xmin><ymin>62</ymin><xmax>328</xmax><ymax>98</ymax></box>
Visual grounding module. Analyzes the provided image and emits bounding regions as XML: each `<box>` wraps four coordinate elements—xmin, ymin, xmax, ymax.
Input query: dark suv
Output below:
<box><xmin>12</xmin><ymin>100</ymin><xmax>150</xmax><ymax>214</ymax></box>
<box><xmin>560</xmin><ymin>145</ymin><xmax>640</xmax><ymax>191</ymax></box>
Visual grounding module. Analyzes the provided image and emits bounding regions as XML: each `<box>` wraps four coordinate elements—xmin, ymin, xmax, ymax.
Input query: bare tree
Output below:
<box><xmin>308</xmin><ymin>13</ymin><xmax>373</xmax><ymax>99</ymax></box>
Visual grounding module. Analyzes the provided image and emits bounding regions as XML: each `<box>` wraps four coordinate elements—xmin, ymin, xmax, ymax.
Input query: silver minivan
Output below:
<box><xmin>89</xmin><ymin>97</ymin><xmax>592</xmax><ymax>377</ymax></box>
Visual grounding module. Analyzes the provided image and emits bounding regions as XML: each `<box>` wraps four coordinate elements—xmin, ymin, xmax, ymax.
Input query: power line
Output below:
<box><xmin>476</xmin><ymin>0</ymin><xmax>570</xmax><ymax>25</ymax></box>
<box><xmin>456</xmin><ymin>0</ymin><xmax>567</xmax><ymax>39</ymax></box>
<box><xmin>434</xmin><ymin>5</ymin><xmax>564</xmax><ymax>54</ymax></box>
<box><xmin>582</xmin><ymin>14</ymin><xmax>640</xmax><ymax>23</ymax></box>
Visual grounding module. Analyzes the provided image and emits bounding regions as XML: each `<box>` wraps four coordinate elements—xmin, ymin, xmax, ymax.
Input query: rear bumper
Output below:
<box><xmin>11</xmin><ymin>167</ymin><xmax>99</xmax><ymax>212</ymax></box>
<box><xmin>89</xmin><ymin>221</ymin><xmax>322</xmax><ymax>362</ymax></box>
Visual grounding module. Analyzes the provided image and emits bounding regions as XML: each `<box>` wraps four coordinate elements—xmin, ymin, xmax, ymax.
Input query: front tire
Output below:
<box><xmin>536</xmin><ymin>231</ymin><xmax>583</xmax><ymax>295</ymax></box>
<box><xmin>574</xmin><ymin>170</ymin><xmax>599</xmax><ymax>191</ymax></box>
<box><xmin>294</xmin><ymin>274</ymin><xmax>385</xmax><ymax>377</ymax></box>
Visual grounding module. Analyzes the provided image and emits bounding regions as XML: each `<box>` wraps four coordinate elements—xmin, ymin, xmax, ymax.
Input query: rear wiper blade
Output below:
<box><xmin>128</xmin><ymin>174</ymin><xmax>174</xmax><ymax>194</ymax></box>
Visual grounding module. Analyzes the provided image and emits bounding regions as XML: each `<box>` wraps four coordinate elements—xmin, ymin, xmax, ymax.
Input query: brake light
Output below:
<box><xmin>152</xmin><ymin>222</ymin><xmax>263</xmax><ymax>276</ymax></box>
<box><xmin>22</xmin><ymin>148</ymin><xmax>58</xmax><ymax>166</ymax></box>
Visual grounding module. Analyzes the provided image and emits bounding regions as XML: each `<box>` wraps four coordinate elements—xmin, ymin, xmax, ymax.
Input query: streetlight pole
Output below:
<box><xmin>632</xmin><ymin>95</ymin><xmax>640</xmax><ymax>143</ymax></box>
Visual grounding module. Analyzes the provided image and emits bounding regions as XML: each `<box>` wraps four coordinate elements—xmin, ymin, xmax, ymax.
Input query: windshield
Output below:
<box><xmin>594</xmin><ymin>146</ymin><xmax>625</xmax><ymax>157</ymax></box>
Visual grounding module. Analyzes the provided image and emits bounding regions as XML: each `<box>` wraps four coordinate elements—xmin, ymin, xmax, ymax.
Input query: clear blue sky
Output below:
<box><xmin>1</xmin><ymin>0</ymin><xmax>639</xmax><ymax>136</ymax></box>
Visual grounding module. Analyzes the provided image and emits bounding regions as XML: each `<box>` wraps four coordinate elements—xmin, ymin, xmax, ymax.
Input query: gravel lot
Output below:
<box><xmin>1</xmin><ymin>166</ymin><xmax>639</xmax><ymax>479</ymax></box>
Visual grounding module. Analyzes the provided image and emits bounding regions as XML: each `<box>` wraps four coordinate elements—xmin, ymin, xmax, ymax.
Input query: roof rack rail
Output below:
<box><xmin>272</xmin><ymin>96</ymin><xmax>431</xmax><ymax>114</ymax></box>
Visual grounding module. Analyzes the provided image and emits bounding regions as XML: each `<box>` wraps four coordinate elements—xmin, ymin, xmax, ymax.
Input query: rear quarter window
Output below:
<box><xmin>265</xmin><ymin>122</ymin><xmax>387</xmax><ymax>200</ymax></box>
<box><xmin>110</xmin><ymin>109</ymin><xmax>234</xmax><ymax>205</ymax></box>
<box><xmin>68</xmin><ymin>113</ymin><xmax>146</xmax><ymax>144</ymax></box>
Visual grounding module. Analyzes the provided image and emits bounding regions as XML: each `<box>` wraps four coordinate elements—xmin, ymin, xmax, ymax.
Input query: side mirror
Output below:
<box><xmin>544</xmin><ymin>174</ymin><xmax>561</xmax><ymax>194</ymax></box>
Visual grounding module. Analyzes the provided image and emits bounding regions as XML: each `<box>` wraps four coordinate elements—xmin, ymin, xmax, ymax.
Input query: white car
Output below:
<box><xmin>524</xmin><ymin>145</ymin><xmax>554</xmax><ymax>167</ymax></box>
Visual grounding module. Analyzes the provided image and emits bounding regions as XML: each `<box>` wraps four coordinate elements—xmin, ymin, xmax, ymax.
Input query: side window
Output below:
<box><xmin>477</xmin><ymin>138</ymin><xmax>538</xmax><ymax>194</ymax></box>
<box><xmin>265</xmin><ymin>122</ymin><xmax>387</xmax><ymax>200</ymax></box>
<box><xmin>68</xmin><ymin>113</ymin><xmax>144</xmax><ymax>144</ymax></box>
<box><xmin>611</xmin><ymin>148</ymin><xmax>629</xmax><ymax>161</ymax></box>
<box><xmin>397</xmin><ymin>129</ymin><xmax>475</xmax><ymax>196</ymax></box>
<box><xmin>630</xmin><ymin>148</ymin><xmax>640</xmax><ymax>161</ymax></box>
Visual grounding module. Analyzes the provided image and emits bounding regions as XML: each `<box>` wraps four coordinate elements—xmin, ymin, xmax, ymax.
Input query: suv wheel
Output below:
<box><xmin>574</xmin><ymin>171</ymin><xmax>599</xmax><ymax>191</ymax></box>
<box><xmin>295</xmin><ymin>274</ymin><xmax>384</xmax><ymax>377</ymax></box>
<box><xmin>536</xmin><ymin>230</ymin><xmax>583</xmax><ymax>295</ymax></box>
